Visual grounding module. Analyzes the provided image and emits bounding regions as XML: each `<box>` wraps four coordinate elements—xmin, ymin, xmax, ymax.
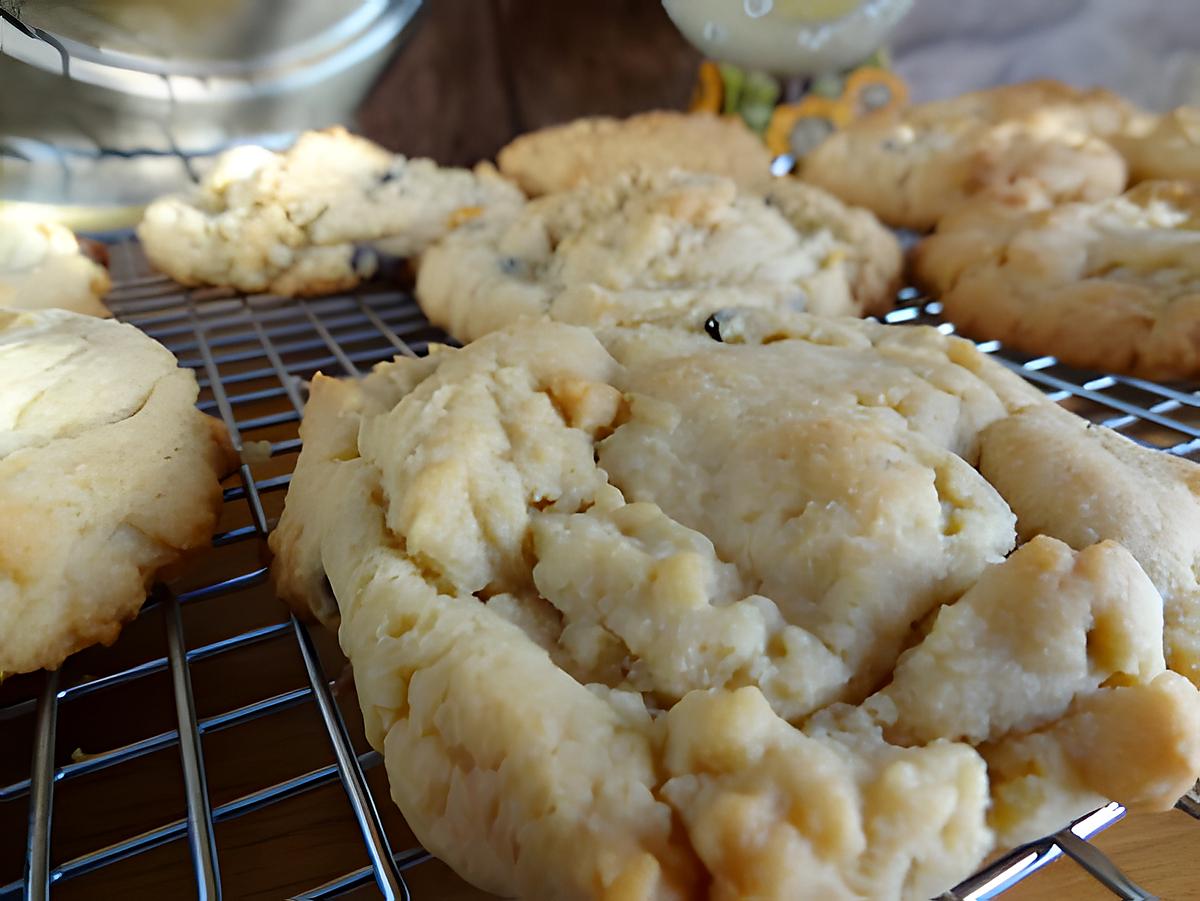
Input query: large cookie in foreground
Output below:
<box><xmin>271</xmin><ymin>309</ymin><xmax>1200</xmax><ymax>900</ymax></box>
<box><xmin>0</xmin><ymin>309</ymin><xmax>235</xmax><ymax>674</ymax></box>
<box><xmin>415</xmin><ymin>169</ymin><xmax>901</xmax><ymax>342</ymax></box>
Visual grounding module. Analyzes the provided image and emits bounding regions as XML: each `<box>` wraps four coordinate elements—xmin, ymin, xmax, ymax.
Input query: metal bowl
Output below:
<box><xmin>0</xmin><ymin>0</ymin><xmax>423</xmax><ymax>228</ymax></box>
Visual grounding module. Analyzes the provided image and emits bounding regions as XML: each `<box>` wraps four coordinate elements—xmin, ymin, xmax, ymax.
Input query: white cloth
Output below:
<box><xmin>893</xmin><ymin>0</ymin><xmax>1200</xmax><ymax>110</ymax></box>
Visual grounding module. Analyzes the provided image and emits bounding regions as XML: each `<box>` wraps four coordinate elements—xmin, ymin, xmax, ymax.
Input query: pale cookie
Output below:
<box><xmin>0</xmin><ymin>309</ymin><xmax>235</xmax><ymax>675</ymax></box>
<box><xmin>271</xmin><ymin>309</ymin><xmax>1200</xmax><ymax>900</ymax></box>
<box><xmin>708</xmin><ymin>307</ymin><xmax>1200</xmax><ymax>686</ymax></box>
<box><xmin>138</xmin><ymin>128</ymin><xmax>524</xmax><ymax>297</ymax></box>
<box><xmin>977</xmin><ymin>401</ymin><xmax>1200</xmax><ymax>687</ymax></box>
<box><xmin>497</xmin><ymin>110</ymin><xmax>772</xmax><ymax>196</ymax></box>
<box><xmin>802</xmin><ymin>80</ymin><xmax>1131</xmax><ymax>230</ymax></box>
<box><xmin>415</xmin><ymin>169</ymin><xmax>901</xmax><ymax>342</ymax></box>
<box><xmin>1112</xmin><ymin>106</ymin><xmax>1200</xmax><ymax>184</ymax></box>
<box><xmin>854</xmin><ymin>535</ymin><xmax>1199</xmax><ymax>845</ymax></box>
<box><xmin>0</xmin><ymin>218</ymin><xmax>110</xmax><ymax>317</ymax></box>
<box><xmin>913</xmin><ymin>180</ymin><xmax>1200</xmax><ymax>378</ymax></box>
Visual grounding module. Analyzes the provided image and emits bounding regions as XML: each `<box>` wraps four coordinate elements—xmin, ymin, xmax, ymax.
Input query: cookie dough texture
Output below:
<box><xmin>497</xmin><ymin>110</ymin><xmax>772</xmax><ymax>196</ymax></box>
<box><xmin>802</xmin><ymin>80</ymin><xmax>1131</xmax><ymax>230</ymax></box>
<box><xmin>0</xmin><ymin>218</ymin><xmax>111</xmax><ymax>317</ymax></box>
<box><xmin>0</xmin><ymin>310</ymin><xmax>234</xmax><ymax>674</ymax></box>
<box><xmin>415</xmin><ymin>169</ymin><xmax>901</xmax><ymax>342</ymax></box>
<box><xmin>857</xmin><ymin>534</ymin><xmax>1196</xmax><ymax>845</ymax></box>
<box><xmin>913</xmin><ymin>180</ymin><xmax>1200</xmax><ymax>378</ymax></box>
<box><xmin>138</xmin><ymin>128</ymin><xmax>524</xmax><ymax>296</ymax></box>
<box><xmin>272</xmin><ymin>308</ymin><xmax>1200</xmax><ymax>900</ymax></box>
<box><xmin>1113</xmin><ymin>106</ymin><xmax>1200</xmax><ymax>184</ymax></box>
<box><xmin>978</xmin><ymin>401</ymin><xmax>1200</xmax><ymax>687</ymax></box>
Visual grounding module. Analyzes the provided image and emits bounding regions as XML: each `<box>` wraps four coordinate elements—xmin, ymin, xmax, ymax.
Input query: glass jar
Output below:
<box><xmin>662</xmin><ymin>0</ymin><xmax>912</xmax><ymax>77</ymax></box>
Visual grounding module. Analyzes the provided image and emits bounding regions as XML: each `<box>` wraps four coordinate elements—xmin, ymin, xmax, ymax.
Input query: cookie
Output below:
<box><xmin>497</xmin><ymin>110</ymin><xmax>772</xmax><ymax>196</ymax></box>
<box><xmin>850</xmin><ymin>534</ymin><xmax>1197</xmax><ymax>846</ymax></box>
<box><xmin>0</xmin><ymin>218</ymin><xmax>111</xmax><ymax>317</ymax></box>
<box><xmin>138</xmin><ymin>128</ymin><xmax>524</xmax><ymax>297</ymax></box>
<box><xmin>912</xmin><ymin>180</ymin><xmax>1200</xmax><ymax>378</ymax></box>
<box><xmin>1112</xmin><ymin>106</ymin><xmax>1200</xmax><ymax>184</ymax></box>
<box><xmin>271</xmin><ymin>309</ymin><xmax>1200</xmax><ymax>900</ymax></box>
<box><xmin>415</xmin><ymin>169</ymin><xmax>901</xmax><ymax>342</ymax></box>
<box><xmin>802</xmin><ymin>80</ymin><xmax>1131</xmax><ymax>230</ymax></box>
<box><xmin>0</xmin><ymin>309</ymin><xmax>235</xmax><ymax>674</ymax></box>
<box><xmin>978</xmin><ymin>401</ymin><xmax>1200</xmax><ymax>687</ymax></box>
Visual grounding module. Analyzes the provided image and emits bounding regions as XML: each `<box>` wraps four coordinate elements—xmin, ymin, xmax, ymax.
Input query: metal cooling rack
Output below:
<box><xmin>3</xmin><ymin>242</ymin><xmax>1199</xmax><ymax>900</ymax></box>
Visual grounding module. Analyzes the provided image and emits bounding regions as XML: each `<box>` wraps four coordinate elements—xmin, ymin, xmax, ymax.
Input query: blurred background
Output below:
<box><xmin>360</xmin><ymin>0</ymin><xmax>1200</xmax><ymax>164</ymax></box>
<box><xmin>3</xmin><ymin>0</ymin><xmax>1200</xmax><ymax>219</ymax></box>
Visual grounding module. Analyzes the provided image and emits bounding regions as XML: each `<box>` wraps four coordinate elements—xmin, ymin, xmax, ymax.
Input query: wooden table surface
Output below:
<box><xmin>1006</xmin><ymin>809</ymin><xmax>1198</xmax><ymax>900</ymax></box>
<box><xmin>357</xmin><ymin>0</ymin><xmax>701</xmax><ymax>166</ymax></box>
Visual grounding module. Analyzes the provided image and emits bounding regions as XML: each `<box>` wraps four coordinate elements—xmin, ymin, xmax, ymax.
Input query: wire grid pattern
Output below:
<box><xmin>3</xmin><ymin>246</ymin><xmax>1199</xmax><ymax>900</ymax></box>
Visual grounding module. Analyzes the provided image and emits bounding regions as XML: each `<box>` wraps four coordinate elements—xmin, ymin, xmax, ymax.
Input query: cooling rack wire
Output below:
<box><xmin>2</xmin><ymin>238</ymin><xmax>1199</xmax><ymax>901</ymax></box>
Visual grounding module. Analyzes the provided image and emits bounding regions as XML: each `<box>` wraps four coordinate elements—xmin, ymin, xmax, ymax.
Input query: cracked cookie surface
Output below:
<box><xmin>415</xmin><ymin>169</ymin><xmax>901</xmax><ymax>342</ymax></box>
<box><xmin>0</xmin><ymin>309</ymin><xmax>235</xmax><ymax>674</ymax></box>
<box><xmin>497</xmin><ymin>110</ymin><xmax>772</xmax><ymax>197</ymax></box>
<box><xmin>913</xmin><ymin>180</ymin><xmax>1200</xmax><ymax>378</ymax></box>
<box><xmin>801</xmin><ymin>80</ymin><xmax>1131</xmax><ymax>231</ymax></box>
<box><xmin>272</xmin><ymin>308</ymin><xmax>1200</xmax><ymax>900</ymax></box>
<box><xmin>138</xmin><ymin>128</ymin><xmax>524</xmax><ymax>296</ymax></box>
<box><xmin>0</xmin><ymin>218</ymin><xmax>110</xmax><ymax>317</ymax></box>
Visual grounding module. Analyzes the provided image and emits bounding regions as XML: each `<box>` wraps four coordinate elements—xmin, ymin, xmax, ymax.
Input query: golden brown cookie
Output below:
<box><xmin>802</xmin><ymin>80</ymin><xmax>1131</xmax><ymax>230</ymax></box>
<box><xmin>913</xmin><ymin>180</ymin><xmax>1200</xmax><ymax>378</ymax></box>
<box><xmin>497</xmin><ymin>110</ymin><xmax>772</xmax><ymax>196</ymax></box>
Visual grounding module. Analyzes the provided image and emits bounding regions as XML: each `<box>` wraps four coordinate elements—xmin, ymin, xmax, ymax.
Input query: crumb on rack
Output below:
<box><xmin>240</xmin><ymin>440</ymin><xmax>273</xmax><ymax>466</ymax></box>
